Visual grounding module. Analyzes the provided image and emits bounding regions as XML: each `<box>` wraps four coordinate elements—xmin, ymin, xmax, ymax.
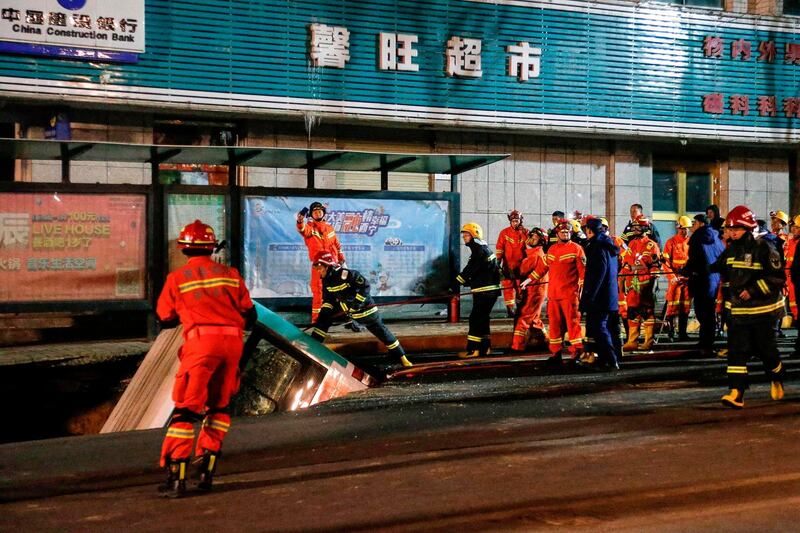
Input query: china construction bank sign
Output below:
<box><xmin>0</xmin><ymin>0</ymin><xmax>144</xmax><ymax>61</ymax></box>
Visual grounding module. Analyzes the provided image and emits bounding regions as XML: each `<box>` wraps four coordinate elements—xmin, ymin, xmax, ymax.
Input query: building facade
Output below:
<box><xmin>1</xmin><ymin>0</ymin><xmax>799</xmax><ymax>262</ymax></box>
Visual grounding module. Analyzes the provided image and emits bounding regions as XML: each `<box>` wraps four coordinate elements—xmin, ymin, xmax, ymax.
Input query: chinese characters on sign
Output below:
<box><xmin>507</xmin><ymin>41</ymin><xmax>541</xmax><ymax>81</ymax></box>
<box><xmin>378</xmin><ymin>32</ymin><xmax>418</xmax><ymax>71</ymax></box>
<box><xmin>309</xmin><ymin>23</ymin><xmax>350</xmax><ymax>68</ymax></box>
<box><xmin>0</xmin><ymin>0</ymin><xmax>144</xmax><ymax>54</ymax></box>
<box><xmin>308</xmin><ymin>23</ymin><xmax>542</xmax><ymax>81</ymax></box>
<box><xmin>446</xmin><ymin>36</ymin><xmax>483</xmax><ymax>77</ymax></box>
<box><xmin>328</xmin><ymin>209</ymin><xmax>390</xmax><ymax>237</ymax></box>
<box><xmin>0</xmin><ymin>193</ymin><xmax>146</xmax><ymax>302</ymax></box>
<box><xmin>702</xmin><ymin>35</ymin><xmax>800</xmax><ymax>118</ymax></box>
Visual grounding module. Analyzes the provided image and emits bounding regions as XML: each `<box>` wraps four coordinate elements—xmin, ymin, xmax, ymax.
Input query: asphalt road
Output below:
<box><xmin>3</xmin><ymin>354</ymin><xmax>800</xmax><ymax>532</ymax></box>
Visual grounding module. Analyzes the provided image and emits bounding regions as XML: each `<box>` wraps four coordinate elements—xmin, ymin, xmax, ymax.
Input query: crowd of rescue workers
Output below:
<box><xmin>151</xmin><ymin>200</ymin><xmax>797</xmax><ymax>497</ymax></box>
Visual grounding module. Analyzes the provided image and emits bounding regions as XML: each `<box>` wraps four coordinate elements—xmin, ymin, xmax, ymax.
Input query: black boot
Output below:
<box><xmin>678</xmin><ymin>314</ymin><xmax>689</xmax><ymax>341</ymax></box>
<box><xmin>197</xmin><ymin>452</ymin><xmax>219</xmax><ymax>491</ymax></box>
<box><xmin>666</xmin><ymin>317</ymin><xmax>675</xmax><ymax>342</ymax></box>
<box><xmin>160</xmin><ymin>459</ymin><xmax>188</xmax><ymax>498</ymax></box>
<box><xmin>480</xmin><ymin>336</ymin><xmax>492</xmax><ymax>357</ymax></box>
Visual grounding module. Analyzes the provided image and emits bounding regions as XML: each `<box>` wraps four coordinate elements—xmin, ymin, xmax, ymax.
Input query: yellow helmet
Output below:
<box><xmin>569</xmin><ymin>219</ymin><xmax>581</xmax><ymax>233</ymax></box>
<box><xmin>676</xmin><ymin>215</ymin><xmax>692</xmax><ymax>229</ymax></box>
<box><xmin>772</xmin><ymin>210</ymin><xmax>789</xmax><ymax>225</ymax></box>
<box><xmin>461</xmin><ymin>222</ymin><xmax>483</xmax><ymax>240</ymax></box>
<box><xmin>794</xmin><ymin>215</ymin><xmax>800</xmax><ymax>227</ymax></box>
<box><xmin>599</xmin><ymin>217</ymin><xmax>609</xmax><ymax>228</ymax></box>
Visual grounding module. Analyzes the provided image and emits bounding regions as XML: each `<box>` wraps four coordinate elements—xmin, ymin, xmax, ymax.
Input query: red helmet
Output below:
<box><xmin>312</xmin><ymin>250</ymin><xmax>339</xmax><ymax>267</ymax></box>
<box><xmin>526</xmin><ymin>227</ymin><xmax>546</xmax><ymax>247</ymax></box>
<box><xmin>580</xmin><ymin>214</ymin><xmax>595</xmax><ymax>227</ymax></box>
<box><xmin>632</xmin><ymin>214</ymin><xmax>650</xmax><ymax>227</ymax></box>
<box><xmin>555</xmin><ymin>218</ymin><xmax>571</xmax><ymax>232</ymax></box>
<box><xmin>725</xmin><ymin>205</ymin><xmax>757</xmax><ymax>229</ymax></box>
<box><xmin>177</xmin><ymin>220</ymin><xmax>217</xmax><ymax>250</ymax></box>
<box><xmin>508</xmin><ymin>209</ymin><xmax>523</xmax><ymax>223</ymax></box>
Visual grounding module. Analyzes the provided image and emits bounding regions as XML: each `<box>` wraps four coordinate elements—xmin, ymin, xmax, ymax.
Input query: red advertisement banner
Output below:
<box><xmin>0</xmin><ymin>192</ymin><xmax>147</xmax><ymax>302</ymax></box>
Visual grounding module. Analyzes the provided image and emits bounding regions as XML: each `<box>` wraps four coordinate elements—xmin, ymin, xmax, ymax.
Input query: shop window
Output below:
<box><xmin>0</xmin><ymin>122</ymin><xmax>15</xmax><ymax>181</ymax></box>
<box><xmin>652</xmin><ymin>168</ymin><xmax>712</xmax><ymax>242</ymax></box>
<box><xmin>785</xmin><ymin>0</ymin><xmax>800</xmax><ymax>15</ymax></box>
<box><xmin>154</xmin><ymin>121</ymin><xmax>236</xmax><ymax>186</ymax></box>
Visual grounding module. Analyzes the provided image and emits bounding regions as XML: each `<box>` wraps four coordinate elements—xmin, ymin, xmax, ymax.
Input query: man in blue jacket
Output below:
<box><xmin>578</xmin><ymin>217</ymin><xmax>620</xmax><ymax>370</ymax></box>
<box><xmin>682</xmin><ymin>214</ymin><xmax>725</xmax><ymax>352</ymax></box>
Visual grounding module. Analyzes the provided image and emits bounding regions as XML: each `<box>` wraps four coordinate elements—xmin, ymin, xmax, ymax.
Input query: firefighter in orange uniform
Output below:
<box><xmin>523</xmin><ymin>219</ymin><xmax>585</xmax><ymax>362</ymax></box>
<box><xmin>662</xmin><ymin>216</ymin><xmax>692</xmax><ymax>341</ymax></box>
<box><xmin>156</xmin><ymin>220</ymin><xmax>256</xmax><ymax>498</ymax></box>
<box><xmin>510</xmin><ymin>228</ymin><xmax>548</xmax><ymax>351</ymax></box>
<box><xmin>620</xmin><ymin>215</ymin><xmax>661</xmax><ymax>351</ymax></box>
<box><xmin>495</xmin><ymin>210</ymin><xmax>528</xmax><ymax>317</ymax></box>
<box><xmin>296</xmin><ymin>201</ymin><xmax>346</xmax><ymax>322</ymax></box>
<box><xmin>786</xmin><ymin>216</ymin><xmax>800</xmax><ymax>323</ymax></box>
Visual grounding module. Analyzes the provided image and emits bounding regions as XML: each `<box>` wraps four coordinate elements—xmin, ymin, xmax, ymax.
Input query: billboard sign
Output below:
<box><xmin>0</xmin><ymin>0</ymin><xmax>144</xmax><ymax>61</ymax></box>
<box><xmin>243</xmin><ymin>195</ymin><xmax>452</xmax><ymax>300</ymax></box>
<box><xmin>0</xmin><ymin>192</ymin><xmax>146</xmax><ymax>302</ymax></box>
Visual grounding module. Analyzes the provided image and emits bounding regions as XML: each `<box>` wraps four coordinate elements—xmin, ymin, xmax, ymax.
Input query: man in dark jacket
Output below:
<box><xmin>545</xmin><ymin>210</ymin><xmax>565</xmax><ymax>252</ymax></box>
<box><xmin>682</xmin><ymin>214</ymin><xmax>725</xmax><ymax>352</ymax></box>
<box><xmin>712</xmin><ymin>205</ymin><xmax>786</xmax><ymax>409</ymax></box>
<box><xmin>456</xmin><ymin>222</ymin><xmax>502</xmax><ymax>358</ymax></box>
<box><xmin>706</xmin><ymin>204</ymin><xmax>725</xmax><ymax>237</ymax></box>
<box><xmin>578</xmin><ymin>218</ymin><xmax>620</xmax><ymax>370</ymax></box>
<box><xmin>621</xmin><ymin>203</ymin><xmax>661</xmax><ymax>247</ymax></box>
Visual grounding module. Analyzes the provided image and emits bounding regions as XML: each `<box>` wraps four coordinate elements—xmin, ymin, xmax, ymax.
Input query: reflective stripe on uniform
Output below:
<box><xmin>351</xmin><ymin>306</ymin><xmax>378</xmax><ymax>319</ymax></box>
<box><xmin>312</xmin><ymin>328</ymin><xmax>327</xmax><ymax>338</ymax></box>
<box><xmin>757</xmin><ymin>279</ymin><xmax>770</xmax><ymax>294</ymax></box>
<box><xmin>729</xmin><ymin>299</ymin><xmax>786</xmax><ymax>315</ymax></box>
<box><xmin>321</xmin><ymin>303</ymin><xmax>333</xmax><ymax>310</ymax></box>
<box><xmin>178</xmin><ymin>277</ymin><xmax>240</xmax><ymax>293</ymax></box>
<box><xmin>355</xmin><ymin>293</ymin><xmax>366</xmax><ymax>302</ymax></box>
<box><xmin>467</xmin><ymin>335</ymin><xmax>482</xmax><ymax>342</ymax></box>
<box><xmin>204</xmin><ymin>419</ymin><xmax>230</xmax><ymax>432</ymax></box>
<box><xmin>386</xmin><ymin>340</ymin><xmax>400</xmax><ymax>350</ymax></box>
<box><xmin>726</xmin><ymin>258</ymin><xmax>764</xmax><ymax>270</ymax></box>
<box><xmin>166</xmin><ymin>428</ymin><xmax>195</xmax><ymax>439</ymax></box>
<box><xmin>472</xmin><ymin>284</ymin><xmax>502</xmax><ymax>293</ymax></box>
<box><xmin>727</xmin><ymin>366</ymin><xmax>748</xmax><ymax>374</ymax></box>
<box><xmin>328</xmin><ymin>283</ymin><xmax>349</xmax><ymax>292</ymax></box>
<box><xmin>456</xmin><ymin>275</ymin><xmax>465</xmax><ymax>284</ymax></box>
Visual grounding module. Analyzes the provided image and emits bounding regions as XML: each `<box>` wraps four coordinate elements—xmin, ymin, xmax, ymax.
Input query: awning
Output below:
<box><xmin>0</xmin><ymin>138</ymin><xmax>507</xmax><ymax>175</ymax></box>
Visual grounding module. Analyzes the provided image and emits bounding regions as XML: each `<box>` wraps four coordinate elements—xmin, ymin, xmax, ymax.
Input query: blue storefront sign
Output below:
<box><xmin>0</xmin><ymin>0</ymin><xmax>144</xmax><ymax>63</ymax></box>
<box><xmin>1</xmin><ymin>0</ymin><xmax>799</xmax><ymax>140</ymax></box>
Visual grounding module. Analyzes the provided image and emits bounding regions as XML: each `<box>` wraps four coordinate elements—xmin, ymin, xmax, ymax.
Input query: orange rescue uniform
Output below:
<box><xmin>512</xmin><ymin>246</ymin><xmax>548</xmax><ymax>350</ymax></box>
<box><xmin>612</xmin><ymin>234</ymin><xmax>628</xmax><ymax>319</ymax></box>
<box><xmin>297</xmin><ymin>218</ymin><xmax>345</xmax><ymax>321</ymax></box>
<box><xmin>786</xmin><ymin>238</ymin><xmax>798</xmax><ymax>320</ymax></box>
<box><xmin>530</xmin><ymin>240</ymin><xmax>586</xmax><ymax>356</ymax></box>
<box><xmin>662</xmin><ymin>233</ymin><xmax>691</xmax><ymax>317</ymax></box>
<box><xmin>496</xmin><ymin>225</ymin><xmax>528</xmax><ymax>308</ymax></box>
<box><xmin>156</xmin><ymin>256</ymin><xmax>254</xmax><ymax>467</ymax></box>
